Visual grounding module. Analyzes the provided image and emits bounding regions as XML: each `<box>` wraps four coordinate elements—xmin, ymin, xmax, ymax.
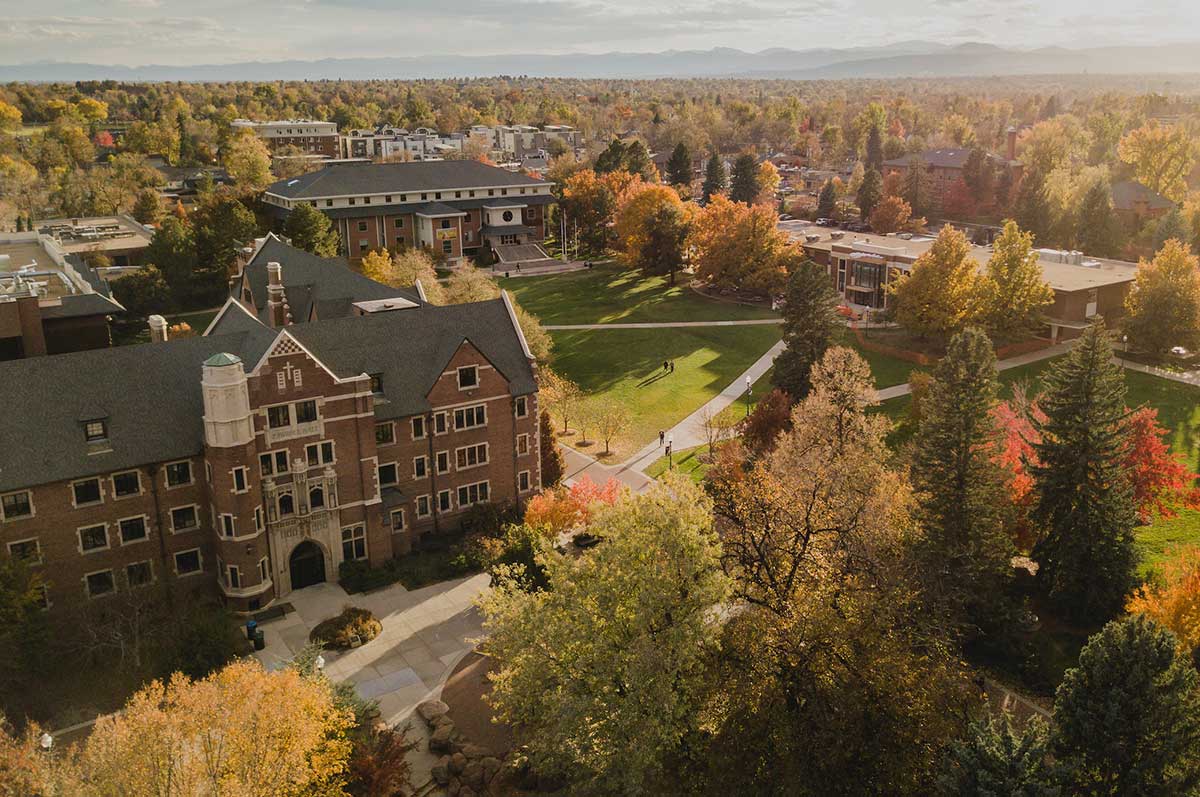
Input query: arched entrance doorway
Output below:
<box><xmin>289</xmin><ymin>540</ymin><xmax>326</xmax><ymax>590</ymax></box>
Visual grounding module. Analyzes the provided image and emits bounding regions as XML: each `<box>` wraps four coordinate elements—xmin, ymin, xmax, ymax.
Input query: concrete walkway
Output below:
<box><xmin>560</xmin><ymin>442</ymin><xmax>655</xmax><ymax>493</ymax></box>
<box><xmin>874</xmin><ymin>340</ymin><xmax>1077</xmax><ymax>401</ymax></box>
<box><xmin>545</xmin><ymin>319</ymin><xmax>781</xmax><ymax>330</ymax></box>
<box><xmin>254</xmin><ymin>575</ymin><xmax>487</xmax><ymax>726</ymax></box>
<box><xmin>1116</xmin><ymin>356</ymin><xmax>1200</xmax><ymax>387</ymax></box>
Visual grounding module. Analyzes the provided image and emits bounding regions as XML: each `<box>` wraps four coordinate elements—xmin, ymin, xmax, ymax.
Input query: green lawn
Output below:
<box><xmin>836</xmin><ymin>329</ymin><xmax>920</xmax><ymax>389</ymax></box>
<box><xmin>499</xmin><ymin>264</ymin><xmax>779</xmax><ymax>325</ymax></box>
<box><xmin>112</xmin><ymin>308</ymin><xmax>222</xmax><ymax>347</ymax></box>
<box><xmin>716</xmin><ymin>365</ymin><xmax>775</xmax><ymax>425</ymax></box>
<box><xmin>645</xmin><ymin>443</ymin><xmax>714</xmax><ymax>484</ymax></box>
<box><xmin>551</xmin><ymin>325</ymin><xmax>782</xmax><ymax>460</ymax></box>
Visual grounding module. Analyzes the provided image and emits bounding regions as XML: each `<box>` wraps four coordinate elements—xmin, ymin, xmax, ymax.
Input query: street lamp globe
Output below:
<box><xmin>39</xmin><ymin>732</ymin><xmax>53</xmax><ymax>751</ymax></box>
<box><xmin>315</xmin><ymin>654</ymin><xmax>326</xmax><ymax>671</ymax></box>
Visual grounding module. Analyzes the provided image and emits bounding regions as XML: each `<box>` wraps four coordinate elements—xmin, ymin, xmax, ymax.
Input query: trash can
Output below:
<box><xmin>245</xmin><ymin>619</ymin><xmax>258</xmax><ymax>640</ymax></box>
<box><xmin>253</xmin><ymin>629</ymin><xmax>265</xmax><ymax>651</ymax></box>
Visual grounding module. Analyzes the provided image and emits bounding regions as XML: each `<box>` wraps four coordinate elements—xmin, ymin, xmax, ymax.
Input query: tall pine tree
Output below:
<box><xmin>639</xmin><ymin>203</ymin><xmax>688</xmax><ymax>285</ymax></box>
<box><xmin>865</xmin><ymin>125</ymin><xmax>884</xmax><ymax>172</ymax></box>
<box><xmin>771</xmin><ymin>260</ymin><xmax>840</xmax><ymax>400</ymax></box>
<box><xmin>857</xmin><ymin>168</ymin><xmax>883</xmax><ymax>221</ymax></box>
<box><xmin>912</xmin><ymin>327</ymin><xmax>1015</xmax><ymax>637</ymax></box>
<box><xmin>1031</xmin><ymin>322</ymin><xmax>1138</xmax><ymax>622</ymax></box>
<box><xmin>1014</xmin><ymin>168</ymin><xmax>1052</xmax><ymax>245</ymax></box>
<box><xmin>1075</xmin><ymin>181</ymin><xmax>1121</xmax><ymax>258</ymax></box>
<box><xmin>729</xmin><ymin>154</ymin><xmax>760</xmax><ymax>204</ymax></box>
<box><xmin>701</xmin><ymin>153</ymin><xmax>726</xmax><ymax>204</ymax></box>
<box><xmin>666</xmin><ymin>142</ymin><xmax>692</xmax><ymax>187</ymax></box>
<box><xmin>816</xmin><ymin>179</ymin><xmax>837</xmax><ymax>219</ymax></box>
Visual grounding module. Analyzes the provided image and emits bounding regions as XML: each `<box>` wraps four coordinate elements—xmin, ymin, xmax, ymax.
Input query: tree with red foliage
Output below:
<box><xmin>523</xmin><ymin>474</ymin><xmax>623</xmax><ymax>536</ymax></box>
<box><xmin>738</xmin><ymin>388</ymin><xmax>792</xmax><ymax>457</ymax></box>
<box><xmin>92</xmin><ymin>130</ymin><xmax>115</xmax><ymax>149</ymax></box>
<box><xmin>941</xmin><ymin>177</ymin><xmax>977</xmax><ymax>221</ymax></box>
<box><xmin>990</xmin><ymin>394</ymin><xmax>1045</xmax><ymax>550</ymax></box>
<box><xmin>1123</xmin><ymin>407</ymin><xmax>1200</xmax><ymax>523</ymax></box>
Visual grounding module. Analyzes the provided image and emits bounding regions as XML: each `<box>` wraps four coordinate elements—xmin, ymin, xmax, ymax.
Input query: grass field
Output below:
<box><xmin>550</xmin><ymin>325</ymin><xmax>782</xmax><ymax>461</ymax></box>
<box><xmin>645</xmin><ymin>443</ymin><xmax>714</xmax><ymax>484</ymax></box>
<box><xmin>498</xmin><ymin>264</ymin><xmax>779</xmax><ymax>325</ymax></box>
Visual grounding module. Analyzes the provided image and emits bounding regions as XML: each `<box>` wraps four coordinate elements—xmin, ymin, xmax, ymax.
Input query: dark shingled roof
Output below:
<box><xmin>414</xmin><ymin>202</ymin><xmax>467</xmax><ymax>217</ymax></box>
<box><xmin>38</xmin><ymin>292</ymin><xmax>124</xmax><ymax>319</ymax></box>
<box><xmin>288</xmin><ymin>298</ymin><xmax>536</xmax><ymax>420</ymax></box>
<box><xmin>0</xmin><ymin>328</ymin><xmax>275</xmax><ymax>492</ymax></box>
<box><xmin>278</xmin><ymin>193</ymin><xmax>554</xmax><ymax>222</ymax></box>
<box><xmin>1111</xmin><ymin>180</ymin><xmax>1175</xmax><ymax>212</ymax></box>
<box><xmin>882</xmin><ymin>148</ymin><xmax>1013</xmax><ymax>170</ymax></box>
<box><xmin>236</xmin><ymin>235</ymin><xmax>420</xmax><ymax>324</ymax></box>
<box><xmin>265</xmin><ymin>160</ymin><xmax>550</xmax><ymax>200</ymax></box>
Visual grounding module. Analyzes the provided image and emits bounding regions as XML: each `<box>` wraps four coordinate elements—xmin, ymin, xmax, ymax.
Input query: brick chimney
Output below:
<box><xmin>148</xmin><ymin>314</ymin><xmax>168</xmax><ymax>343</ymax></box>
<box><xmin>1006</xmin><ymin>126</ymin><xmax>1018</xmax><ymax>161</ymax></box>
<box><xmin>265</xmin><ymin>262</ymin><xmax>291</xmax><ymax>327</ymax></box>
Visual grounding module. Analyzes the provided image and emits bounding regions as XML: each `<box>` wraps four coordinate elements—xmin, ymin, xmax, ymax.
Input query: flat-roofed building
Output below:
<box><xmin>35</xmin><ymin>214</ymin><xmax>154</xmax><ymax>272</ymax></box>
<box><xmin>232</xmin><ymin>119</ymin><xmax>340</xmax><ymax>158</ymax></box>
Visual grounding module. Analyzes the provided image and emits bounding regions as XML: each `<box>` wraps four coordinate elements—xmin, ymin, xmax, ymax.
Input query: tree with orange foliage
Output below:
<box><xmin>1123</xmin><ymin>406</ymin><xmax>1200</xmax><ymax>523</ymax></box>
<box><xmin>1127</xmin><ymin>546</ymin><xmax>1200</xmax><ymax>657</ymax></box>
<box><xmin>941</xmin><ymin>177</ymin><xmax>977</xmax><ymax>221</ymax></box>
<box><xmin>523</xmin><ymin>475</ymin><xmax>624</xmax><ymax>536</ymax></box>
<box><xmin>560</xmin><ymin>169</ymin><xmax>618</xmax><ymax>254</ymax></box>
<box><xmin>613</xmin><ymin>183</ymin><xmax>684</xmax><ymax>267</ymax></box>
<box><xmin>989</xmin><ymin>392</ymin><xmax>1045</xmax><ymax>549</ymax></box>
<box><xmin>690</xmin><ymin>194</ymin><xmax>795</xmax><ymax>296</ymax></box>
<box><xmin>882</xmin><ymin>170</ymin><xmax>905</xmax><ymax>198</ymax></box>
<box><xmin>868</xmin><ymin>194</ymin><xmax>912</xmax><ymax>234</ymax></box>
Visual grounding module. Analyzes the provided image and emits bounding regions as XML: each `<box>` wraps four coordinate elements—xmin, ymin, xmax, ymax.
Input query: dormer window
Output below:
<box><xmin>369</xmin><ymin>373</ymin><xmax>384</xmax><ymax>394</ymax></box>
<box><xmin>457</xmin><ymin>366</ymin><xmax>478</xmax><ymax>389</ymax></box>
<box><xmin>84</xmin><ymin>420</ymin><xmax>107</xmax><ymax>442</ymax></box>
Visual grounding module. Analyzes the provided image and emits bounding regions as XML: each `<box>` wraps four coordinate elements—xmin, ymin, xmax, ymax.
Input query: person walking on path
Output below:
<box><xmin>659</xmin><ymin>430</ymin><xmax>665</xmax><ymax>447</ymax></box>
<box><xmin>663</xmin><ymin>360</ymin><xmax>669</xmax><ymax>372</ymax></box>
<box><xmin>670</xmin><ymin>361</ymin><xmax>675</xmax><ymax>373</ymax></box>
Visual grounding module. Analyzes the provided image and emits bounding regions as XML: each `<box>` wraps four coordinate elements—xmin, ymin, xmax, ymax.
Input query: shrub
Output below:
<box><xmin>460</xmin><ymin>500</ymin><xmax>521</xmax><ymax>536</ymax></box>
<box><xmin>309</xmin><ymin>606</ymin><xmax>382</xmax><ymax>650</ymax></box>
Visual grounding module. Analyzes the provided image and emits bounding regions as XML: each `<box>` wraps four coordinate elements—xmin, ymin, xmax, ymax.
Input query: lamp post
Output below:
<box><xmin>667</xmin><ymin>434</ymin><xmax>674</xmax><ymax>470</ymax></box>
<box><xmin>1122</xmin><ymin>334</ymin><xmax>1128</xmax><ymax>368</ymax></box>
<box><xmin>40</xmin><ymin>733</ymin><xmax>53</xmax><ymax>752</ymax></box>
<box><xmin>745</xmin><ymin>375</ymin><xmax>753</xmax><ymax>417</ymax></box>
<box><xmin>315</xmin><ymin>654</ymin><xmax>326</xmax><ymax>673</ymax></box>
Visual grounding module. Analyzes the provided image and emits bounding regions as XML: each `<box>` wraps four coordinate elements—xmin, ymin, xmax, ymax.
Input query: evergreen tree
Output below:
<box><xmin>131</xmin><ymin>187</ymin><xmax>163</xmax><ymax>225</ymax></box>
<box><xmin>145</xmin><ymin>215</ymin><xmax>199</xmax><ymax>306</ymax></box>
<box><xmin>192</xmin><ymin>196</ymin><xmax>259</xmax><ymax>306</ymax></box>
<box><xmin>176</xmin><ymin>110</ymin><xmax>193</xmax><ymax>164</ymax></box>
<box><xmin>1052</xmin><ymin>615</ymin><xmax>1200</xmax><ymax>795</ymax></box>
<box><xmin>937</xmin><ymin>715</ymin><xmax>1059</xmax><ymax>797</ymax></box>
<box><xmin>701</xmin><ymin>153</ymin><xmax>726</xmax><ymax>203</ymax></box>
<box><xmin>816</xmin><ymin>179</ymin><xmax>837</xmax><ymax>219</ymax></box>
<box><xmin>623</xmin><ymin>140</ymin><xmax>655</xmax><ymax>182</ymax></box>
<box><xmin>771</xmin><ymin>260</ymin><xmax>840</xmax><ymax>400</ymax></box>
<box><xmin>1014</xmin><ymin>168</ymin><xmax>1052</xmax><ymax>244</ymax></box>
<box><xmin>594</xmin><ymin>139</ymin><xmax>628</xmax><ymax>174</ymax></box>
<box><xmin>1154</xmin><ymin>207</ymin><xmax>1193</xmax><ymax>254</ymax></box>
<box><xmin>283</xmin><ymin>203</ymin><xmax>340</xmax><ymax>258</ymax></box>
<box><xmin>962</xmin><ymin>148</ymin><xmax>996</xmax><ymax>206</ymax></box>
<box><xmin>865</xmin><ymin>125</ymin><xmax>884</xmax><ymax>172</ymax></box>
<box><xmin>638</xmin><ymin>203</ymin><xmax>688</xmax><ymax>285</ymax></box>
<box><xmin>857</xmin><ymin>168</ymin><xmax>883</xmax><ymax>221</ymax></box>
<box><xmin>729</xmin><ymin>154</ymin><xmax>760</xmax><ymax>204</ymax></box>
<box><xmin>666</xmin><ymin>142</ymin><xmax>692</xmax><ymax>187</ymax></box>
<box><xmin>902</xmin><ymin>156</ymin><xmax>932</xmax><ymax>218</ymax></box>
<box><xmin>1075</xmin><ymin>181</ymin><xmax>1122</xmax><ymax>257</ymax></box>
<box><xmin>539</xmin><ymin>409</ymin><xmax>565</xmax><ymax>488</ymax></box>
<box><xmin>913</xmin><ymin>328</ymin><xmax>1015</xmax><ymax>636</ymax></box>
<box><xmin>1031</xmin><ymin>323</ymin><xmax>1138</xmax><ymax>622</ymax></box>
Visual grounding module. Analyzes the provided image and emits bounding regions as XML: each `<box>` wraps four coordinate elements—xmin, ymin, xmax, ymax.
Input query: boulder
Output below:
<box><xmin>462</xmin><ymin>760</ymin><xmax>486</xmax><ymax>791</ymax></box>
<box><xmin>480</xmin><ymin>756</ymin><xmax>502</xmax><ymax>782</ymax></box>
<box><xmin>432</xmin><ymin>714</ymin><xmax>455</xmax><ymax>730</ymax></box>
<box><xmin>416</xmin><ymin>699</ymin><xmax>450</xmax><ymax>723</ymax></box>
<box><xmin>449</xmin><ymin>752</ymin><xmax>467</xmax><ymax>775</ymax></box>
<box><xmin>446</xmin><ymin>777</ymin><xmax>461</xmax><ymax>797</ymax></box>
<box><xmin>459</xmin><ymin>788</ymin><xmax>477</xmax><ymax>797</ymax></box>
<box><xmin>431</xmin><ymin>756</ymin><xmax>451</xmax><ymax>785</ymax></box>
<box><xmin>460</xmin><ymin>743</ymin><xmax>494</xmax><ymax>760</ymax></box>
<box><xmin>429</xmin><ymin>723</ymin><xmax>456</xmax><ymax>753</ymax></box>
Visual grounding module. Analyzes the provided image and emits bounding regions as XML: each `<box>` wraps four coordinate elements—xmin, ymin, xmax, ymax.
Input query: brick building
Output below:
<box><xmin>262</xmin><ymin>161</ymin><xmax>555</xmax><ymax>265</ymax></box>
<box><xmin>0</xmin><ymin>241</ymin><xmax>540</xmax><ymax>615</ymax></box>
<box><xmin>1111</xmin><ymin>180</ymin><xmax>1176</xmax><ymax>229</ymax></box>
<box><xmin>882</xmin><ymin>147</ymin><xmax>1020</xmax><ymax>214</ymax></box>
<box><xmin>800</xmin><ymin>230</ymin><xmax>1137</xmax><ymax>341</ymax></box>
<box><xmin>232</xmin><ymin>119</ymin><xmax>340</xmax><ymax>158</ymax></box>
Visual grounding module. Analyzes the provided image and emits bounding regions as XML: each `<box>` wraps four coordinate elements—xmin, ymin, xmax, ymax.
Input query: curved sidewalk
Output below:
<box><xmin>544</xmin><ymin>319</ymin><xmax>781</xmax><ymax>330</ymax></box>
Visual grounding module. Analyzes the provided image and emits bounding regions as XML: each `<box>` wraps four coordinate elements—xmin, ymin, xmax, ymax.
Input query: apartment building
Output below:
<box><xmin>232</xmin><ymin>119</ymin><xmax>340</xmax><ymax>158</ymax></box>
<box><xmin>262</xmin><ymin>160</ymin><xmax>556</xmax><ymax>265</ymax></box>
<box><xmin>0</xmin><ymin>240</ymin><xmax>540</xmax><ymax>616</ymax></box>
<box><xmin>881</xmin><ymin>145</ymin><xmax>1020</xmax><ymax>214</ymax></box>
<box><xmin>801</xmin><ymin>230</ymin><xmax>1137</xmax><ymax>341</ymax></box>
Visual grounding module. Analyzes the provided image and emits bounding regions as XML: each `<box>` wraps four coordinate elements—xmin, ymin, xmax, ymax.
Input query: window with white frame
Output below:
<box><xmin>255</xmin><ymin>506</ymin><xmax>264</xmax><ymax>533</ymax></box>
<box><xmin>413</xmin><ymin>455</ymin><xmax>428</xmax><ymax>479</ymax></box>
<box><xmin>518</xmin><ymin>470</ymin><xmax>531</xmax><ymax>492</ymax></box>
<box><xmin>7</xmin><ymin>538</ymin><xmax>40</xmax><ymax>563</ymax></box>
<box><xmin>411</xmin><ymin>416</ymin><xmax>426</xmax><ymax>440</ymax></box>
<box><xmin>295</xmin><ymin>400</ymin><xmax>318</xmax><ymax>424</ymax></box>
<box><xmin>455</xmin><ymin>443</ymin><xmax>489</xmax><ymax>470</ymax></box>
<box><xmin>170</xmin><ymin>505</ymin><xmax>199</xmax><ymax>532</ymax></box>
<box><xmin>437</xmin><ymin>489</ymin><xmax>452</xmax><ymax>513</ymax></box>
<box><xmin>79</xmin><ymin>523</ymin><xmax>108</xmax><ymax>553</ymax></box>
<box><xmin>434</xmin><ymin>412</ymin><xmax>448</xmax><ymax>435</ymax></box>
<box><xmin>84</xmin><ymin>419</ymin><xmax>107</xmax><ymax>442</ymax></box>
<box><xmin>435</xmin><ymin>451</ymin><xmax>450</xmax><ymax>475</ymax></box>
<box><xmin>258</xmin><ymin>557</ymin><xmax>269</xmax><ymax>582</ymax></box>
<box><xmin>375</xmin><ymin>422</ymin><xmax>395</xmax><ymax>446</ymax></box>
<box><xmin>457</xmin><ymin>481</ymin><xmax>489</xmax><ymax>507</ymax></box>
<box><xmin>457</xmin><ymin>365</ymin><xmax>478</xmax><ymax>390</ymax></box>
<box><xmin>220</xmin><ymin>514</ymin><xmax>235</xmax><ymax>537</ymax></box>
<box><xmin>341</xmin><ymin>526</ymin><xmax>367</xmax><ymax>560</ymax></box>
<box><xmin>278</xmin><ymin>491</ymin><xmax>295</xmax><ymax>517</ymax></box>
<box><xmin>228</xmin><ymin>564</ymin><xmax>242</xmax><ymax>589</ymax></box>
<box><xmin>306</xmin><ymin>441</ymin><xmax>335</xmax><ymax>467</ymax></box>
<box><xmin>84</xmin><ymin>569</ymin><xmax>115</xmax><ymax>598</ymax></box>
<box><xmin>515</xmin><ymin>396</ymin><xmax>528</xmax><ymax>418</ymax></box>
<box><xmin>232</xmin><ymin>467</ymin><xmax>248</xmax><ymax>493</ymax></box>
<box><xmin>390</xmin><ymin>509</ymin><xmax>406</xmax><ymax>531</ymax></box>
<box><xmin>118</xmin><ymin>516</ymin><xmax>148</xmax><ymax>544</ymax></box>
<box><xmin>309</xmin><ymin>485</ymin><xmax>326</xmax><ymax>509</ymax></box>
<box><xmin>378</xmin><ymin>462</ymin><xmax>398</xmax><ymax>487</ymax></box>
<box><xmin>517</xmin><ymin>434</ymin><xmax>530</xmax><ymax>455</ymax></box>
<box><xmin>165</xmin><ymin>460</ymin><xmax>193</xmax><ymax>487</ymax></box>
<box><xmin>260</xmin><ymin>450</ymin><xmax>290</xmax><ymax>476</ymax></box>
<box><xmin>72</xmin><ymin>478</ymin><xmax>102</xmax><ymax>507</ymax></box>
<box><xmin>112</xmin><ymin>470</ymin><xmax>141</xmax><ymax>498</ymax></box>
<box><xmin>126</xmin><ymin>560</ymin><xmax>153</xmax><ymax>588</ymax></box>
<box><xmin>175</xmin><ymin>548</ymin><xmax>202</xmax><ymax>575</ymax></box>
<box><xmin>453</xmin><ymin>404</ymin><xmax>486</xmax><ymax>430</ymax></box>
<box><xmin>0</xmin><ymin>490</ymin><xmax>33</xmax><ymax>520</ymax></box>
<box><xmin>415</xmin><ymin>495</ymin><xmax>431</xmax><ymax>518</ymax></box>
<box><xmin>267</xmin><ymin>405</ymin><xmax>291</xmax><ymax>429</ymax></box>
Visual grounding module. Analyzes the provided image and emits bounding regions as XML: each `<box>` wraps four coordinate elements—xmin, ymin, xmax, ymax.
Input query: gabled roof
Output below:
<box><xmin>0</xmin><ymin>328</ymin><xmax>275</xmax><ymax>492</ymax></box>
<box><xmin>882</xmin><ymin>148</ymin><xmax>1013</xmax><ymax>170</ymax></box>
<box><xmin>287</xmin><ymin>297</ymin><xmax>536</xmax><ymax>420</ymax></box>
<box><xmin>265</xmin><ymin>160</ymin><xmax>550</xmax><ymax>200</ymax></box>
<box><xmin>236</xmin><ymin>235</ymin><xmax>420</xmax><ymax>324</ymax></box>
<box><xmin>1111</xmin><ymin>180</ymin><xmax>1175</xmax><ymax>212</ymax></box>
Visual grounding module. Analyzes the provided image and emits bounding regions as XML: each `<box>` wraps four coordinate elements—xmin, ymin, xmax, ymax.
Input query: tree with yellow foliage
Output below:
<box><xmin>888</xmin><ymin>224</ymin><xmax>984</xmax><ymax>340</ymax></box>
<box><xmin>222</xmin><ymin>129</ymin><xmax>273</xmax><ymax>192</ymax></box>
<box><xmin>1118</xmin><ymin>120</ymin><xmax>1197</xmax><ymax>203</ymax></box>
<box><xmin>1128</xmin><ymin>546</ymin><xmax>1200</xmax><ymax>658</ymax></box>
<box><xmin>979</xmin><ymin>220</ymin><xmax>1055</xmax><ymax>339</ymax></box>
<box><xmin>691</xmin><ymin>194</ymin><xmax>794</xmax><ymax>296</ymax></box>
<box><xmin>613</xmin><ymin>183</ymin><xmax>684</xmax><ymax>267</ymax></box>
<box><xmin>1125</xmin><ymin>238</ymin><xmax>1200</xmax><ymax>355</ymax></box>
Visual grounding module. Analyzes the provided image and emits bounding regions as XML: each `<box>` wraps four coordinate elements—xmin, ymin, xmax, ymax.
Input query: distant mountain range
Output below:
<box><xmin>4</xmin><ymin>42</ymin><xmax>1200</xmax><ymax>82</ymax></box>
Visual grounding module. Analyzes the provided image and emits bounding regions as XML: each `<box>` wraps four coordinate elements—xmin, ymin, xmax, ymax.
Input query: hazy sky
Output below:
<box><xmin>0</xmin><ymin>0</ymin><xmax>1196</xmax><ymax>65</ymax></box>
